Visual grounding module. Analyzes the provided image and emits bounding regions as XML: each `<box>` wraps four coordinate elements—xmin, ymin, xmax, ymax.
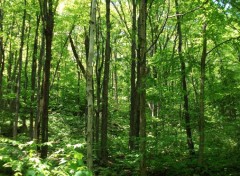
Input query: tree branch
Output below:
<box><xmin>111</xmin><ymin>1</ymin><xmax>131</xmax><ymax>37</ymax></box>
<box><xmin>207</xmin><ymin>36</ymin><xmax>240</xmax><ymax>55</ymax></box>
<box><xmin>69</xmin><ymin>35</ymin><xmax>86</xmax><ymax>79</ymax></box>
<box><xmin>146</xmin><ymin>0</ymin><xmax>170</xmax><ymax>53</ymax></box>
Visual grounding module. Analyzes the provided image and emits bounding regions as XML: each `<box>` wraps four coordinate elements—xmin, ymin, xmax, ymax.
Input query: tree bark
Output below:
<box><xmin>22</xmin><ymin>23</ymin><xmax>31</xmax><ymax>133</ymax></box>
<box><xmin>198</xmin><ymin>22</ymin><xmax>207</xmax><ymax>166</ymax></box>
<box><xmin>13</xmin><ymin>0</ymin><xmax>26</xmax><ymax>139</ymax></box>
<box><xmin>0</xmin><ymin>4</ymin><xmax>4</xmax><ymax>105</ymax></box>
<box><xmin>101</xmin><ymin>0</ymin><xmax>111</xmax><ymax>164</ymax></box>
<box><xmin>129</xmin><ymin>0</ymin><xmax>138</xmax><ymax>150</ymax></box>
<box><xmin>40</xmin><ymin>0</ymin><xmax>55</xmax><ymax>159</ymax></box>
<box><xmin>30</xmin><ymin>14</ymin><xmax>40</xmax><ymax>140</ymax></box>
<box><xmin>95</xmin><ymin>14</ymin><xmax>104</xmax><ymax>158</ymax></box>
<box><xmin>138</xmin><ymin>0</ymin><xmax>147</xmax><ymax>175</ymax></box>
<box><xmin>175</xmin><ymin>0</ymin><xmax>195</xmax><ymax>155</ymax></box>
<box><xmin>86</xmin><ymin>0</ymin><xmax>97</xmax><ymax>170</ymax></box>
<box><xmin>35</xmin><ymin>28</ymin><xmax>45</xmax><ymax>152</ymax></box>
<box><xmin>113</xmin><ymin>52</ymin><xmax>118</xmax><ymax>105</ymax></box>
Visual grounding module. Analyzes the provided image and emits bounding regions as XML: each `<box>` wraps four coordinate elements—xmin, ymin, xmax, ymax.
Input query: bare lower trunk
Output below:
<box><xmin>138</xmin><ymin>0</ymin><xmax>147</xmax><ymax>175</ymax></box>
<box><xmin>129</xmin><ymin>0</ymin><xmax>138</xmax><ymax>151</ymax></box>
<box><xmin>86</xmin><ymin>0</ymin><xmax>96</xmax><ymax>170</ymax></box>
<box><xmin>198</xmin><ymin>22</ymin><xmax>207</xmax><ymax>166</ymax></box>
<box><xmin>0</xmin><ymin>6</ymin><xmax>4</xmax><ymax>105</ymax></box>
<box><xmin>101</xmin><ymin>0</ymin><xmax>111</xmax><ymax>164</ymax></box>
<box><xmin>175</xmin><ymin>0</ymin><xmax>195</xmax><ymax>155</ymax></box>
<box><xmin>30</xmin><ymin>14</ymin><xmax>40</xmax><ymax>140</ymax></box>
<box><xmin>13</xmin><ymin>0</ymin><xmax>26</xmax><ymax>139</ymax></box>
<box><xmin>40</xmin><ymin>0</ymin><xmax>55</xmax><ymax>159</ymax></box>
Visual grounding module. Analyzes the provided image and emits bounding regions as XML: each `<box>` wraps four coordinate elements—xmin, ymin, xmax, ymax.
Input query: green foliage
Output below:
<box><xmin>0</xmin><ymin>137</ymin><xmax>91</xmax><ymax>176</ymax></box>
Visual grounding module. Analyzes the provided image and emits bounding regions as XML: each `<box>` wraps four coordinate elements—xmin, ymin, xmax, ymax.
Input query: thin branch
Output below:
<box><xmin>207</xmin><ymin>36</ymin><xmax>240</xmax><ymax>55</ymax></box>
<box><xmin>50</xmin><ymin>25</ymin><xmax>75</xmax><ymax>89</ymax></box>
<box><xmin>69</xmin><ymin>35</ymin><xmax>86</xmax><ymax>79</ymax></box>
<box><xmin>111</xmin><ymin>1</ymin><xmax>131</xmax><ymax>37</ymax></box>
<box><xmin>168</xmin><ymin>0</ymin><xmax>209</xmax><ymax>18</ymax></box>
<box><xmin>146</xmin><ymin>0</ymin><xmax>170</xmax><ymax>53</ymax></box>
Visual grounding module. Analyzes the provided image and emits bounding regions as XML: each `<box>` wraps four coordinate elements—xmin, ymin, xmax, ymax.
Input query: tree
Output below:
<box><xmin>175</xmin><ymin>0</ymin><xmax>195</xmax><ymax>155</ymax></box>
<box><xmin>0</xmin><ymin>0</ymin><xmax>4</xmax><ymax>105</ymax></box>
<box><xmin>138</xmin><ymin>0</ymin><xmax>147</xmax><ymax>175</ymax></box>
<box><xmin>13</xmin><ymin>0</ymin><xmax>26</xmax><ymax>139</ymax></box>
<box><xmin>30</xmin><ymin>14</ymin><xmax>40</xmax><ymax>140</ymax></box>
<box><xmin>86</xmin><ymin>0</ymin><xmax>97</xmax><ymax>170</ymax></box>
<box><xmin>39</xmin><ymin>0</ymin><xmax>57</xmax><ymax>158</ymax></box>
<box><xmin>129</xmin><ymin>0</ymin><xmax>138</xmax><ymax>150</ymax></box>
<box><xmin>101</xmin><ymin>0</ymin><xmax>111</xmax><ymax>164</ymax></box>
<box><xmin>198</xmin><ymin>21</ymin><xmax>207</xmax><ymax>166</ymax></box>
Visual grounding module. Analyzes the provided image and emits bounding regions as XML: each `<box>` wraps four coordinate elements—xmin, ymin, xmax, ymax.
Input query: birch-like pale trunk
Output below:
<box><xmin>87</xmin><ymin>0</ymin><xmax>96</xmax><ymax>170</ymax></box>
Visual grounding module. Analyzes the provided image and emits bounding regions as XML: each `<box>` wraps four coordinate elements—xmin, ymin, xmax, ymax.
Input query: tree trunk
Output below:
<box><xmin>86</xmin><ymin>0</ymin><xmax>96</xmax><ymax>170</ymax></box>
<box><xmin>0</xmin><ymin>5</ymin><xmax>4</xmax><ymax>105</ymax></box>
<box><xmin>30</xmin><ymin>14</ymin><xmax>40</xmax><ymax>140</ymax></box>
<box><xmin>22</xmin><ymin>23</ymin><xmax>31</xmax><ymax>133</ymax></box>
<box><xmin>35</xmin><ymin>29</ymin><xmax>45</xmax><ymax>152</ymax></box>
<box><xmin>10</xmin><ymin>51</ymin><xmax>18</xmax><ymax>115</ymax></box>
<box><xmin>113</xmin><ymin>52</ymin><xmax>118</xmax><ymax>105</ymax></box>
<box><xmin>198</xmin><ymin>22</ymin><xmax>207</xmax><ymax>166</ymax></box>
<box><xmin>138</xmin><ymin>0</ymin><xmax>147</xmax><ymax>175</ymax></box>
<box><xmin>13</xmin><ymin>0</ymin><xmax>26</xmax><ymax>139</ymax></box>
<box><xmin>95</xmin><ymin>15</ymin><xmax>104</xmax><ymax>158</ymax></box>
<box><xmin>101</xmin><ymin>0</ymin><xmax>111</xmax><ymax>164</ymax></box>
<box><xmin>129</xmin><ymin>0</ymin><xmax>138</xmax><ymax>150</ymax></box>
<box><xmin>40</xmin><ymin>0</ymin><xmax>55</xmax><ymax>159</ymax></box>
<box><xmin>175</xmin><ymin>0</ymin><xmax>195</xmax><ymax>155</ymax></box>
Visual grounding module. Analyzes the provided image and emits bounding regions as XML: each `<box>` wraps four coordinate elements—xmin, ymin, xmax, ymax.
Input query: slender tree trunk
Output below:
<box><xmin>6</xmin><ymin>19</ymin><xmax>15</xmax><ymax>109</ymax></box>
<box><xmin>22</xmin><ymin>24</ymin><xmax>31</xmax><ymax>133</ymax></box>
<box><xmin>30</xmin><ymin>14</ymin><xmax>40</xmax><ymax>140</ymax></box>
<box><xmin>101</xmin><ymin>0</ymin><xmax>111</xmax><ymax>164</ymax></box>
<box><xmin>86</xmin><ymin>0</ymin><xmax>96</xmax><ymax>170</ymax></box>
<box><xmin>35</xmin><ymin>29</ymin><xmax>45</xmax><ymax>152</ymax></box>
<box><xmin>198</xmin><ymin>22</ymin><xmax>207</xmax><ymax>166</ymax></box>
<box><xmin>6</xmin><ymin>50</ymin><xmax>13</xmax><ymax>107</ymax></box>
<box><xmin>10</xmin><ymin>51</ymin><xmax>18</xmax><ymax>115</ymax></box>
<box><xmin>113</xmin><ymin>52</ymin><xmax>118</xmax><ymax>105</ymax></box>
<box><xmin>13</xmin><ymin>0</ymin><xmax>26</xmax><ymax>139</ymax></box>
<box><xmin>138</xmin><ymin>0</ymin><xmax>147</xmax><ymax>175</ymax></box>
<box><xmin>175</xmin><ymin>0</ymin><xmax>195</xmax><ymax>155</ymax></box>
<box><xmin>95</xmin><ymin>15</ymin><xmax>103</xmax><ymax>158</ymax></box>
<box><xmin>129</xmin><ymin>0</ymin><xmax>138</xmax><ymax>150</ymax></box>
<box><xmin>40</xmin><ymin>0</ymin><xmax>55</xmax><ymax>159</ymax></box>
<box><xmin>0</xmin><ymin>4</ymin><xmax>4</xmax><ymax>105</ymax></box>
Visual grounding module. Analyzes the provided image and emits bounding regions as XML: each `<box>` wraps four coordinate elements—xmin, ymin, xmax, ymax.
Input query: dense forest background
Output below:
<box><xmin>0</xmin><ymin>0</ymin><xmax>240</xmax><ymax>175</ymax></box>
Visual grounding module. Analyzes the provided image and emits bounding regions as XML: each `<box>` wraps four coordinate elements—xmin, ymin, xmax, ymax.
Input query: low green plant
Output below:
<box><xmin>0</xmin><ymin>137</ymin><xmax>91</xmax><ymax>176</ymax></box>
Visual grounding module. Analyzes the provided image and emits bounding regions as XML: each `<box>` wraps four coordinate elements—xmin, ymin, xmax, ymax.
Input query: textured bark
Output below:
<box><xmin>87</xmin><ymin>0</ymin><xmax>96</xmax><ymax>170</ymax></box>
<box><xmin>129</xmin><ymin>0</ymin><xmax>138</xmax><ymax>150</ymax></box>
<box><xmin>199</xmin><ymin>22</ymin><xmax>207</xmax><ymax>166</ymax></box>
<box><xmin>35</xmin><ymin>29</ymin><xmax>45</xmax><ymax>152</ymax></box>
<box><xmin>175</xmin><ymin>0</ymin><xmax>195</xmax><ymax>155</ymax></box>
<box><xmin>30</xmin><ymin>14</ymin><xmax>40</xmax><ymax>140</ymax></box>
<box><xmin>22</xmin><ymin>23</ymin><xmax>31</xmax><ymax>133</ymax></box>
<box><xmin>95</xmin><ymin>15</ymin><xmax>104</xmax><ymax>158</ymax></box>
<box><xmin>138</xmin><ymin>0</ymin><xmax>147</xmax><ymax>175</ymax></box>
<box><xmin>101</xmin><ymin>0</ymin><xmax>111</xmax><ymax>164</ymax></box>
<box><xmin>40</xmin><ymin>0</ymin><xmax>55</xmax><ymax>159</ymax></box>
<box><xmin>13</xmin><ymin>0</ymin><xmax>26</xmax><ymax>139</ymax></box>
